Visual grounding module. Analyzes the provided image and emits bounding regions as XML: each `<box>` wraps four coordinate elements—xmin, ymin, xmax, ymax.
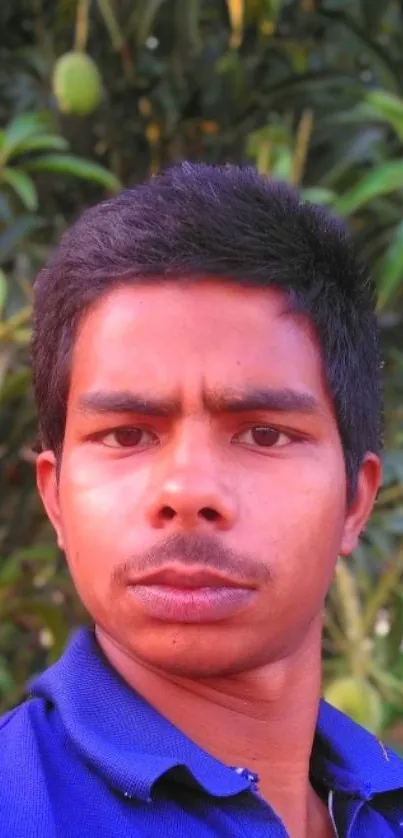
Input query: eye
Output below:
<box><xmin>100</xmin><ymin>427</ymin><xmax>158</xmax><ymax>449</ymax></box>
<box><xmin>234</xmin><ymin>426</ymin><xmax>293</xmax><ymax>449</ymax></box>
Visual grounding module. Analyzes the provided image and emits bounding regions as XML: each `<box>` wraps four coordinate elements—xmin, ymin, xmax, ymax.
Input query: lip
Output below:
<box><xmin>130</xmin><ymin>566</ymin><xmax>253</xmax><ymax>590</ymax></box>
<box><xmin>128</xmin><ymin>585</ymin><xmax>254</xmax><ymax>623</ymax></box>
<box><xmin>126</xmin><ymin>564</ymin><xmax>256</xmax><ymax>623</ymax></box>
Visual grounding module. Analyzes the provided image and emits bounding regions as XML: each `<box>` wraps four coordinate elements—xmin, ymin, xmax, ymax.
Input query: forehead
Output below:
<box><xmin>70</xmin><ymin>280</ymin><xmax>330</xmax><ymax>404</ymax></box>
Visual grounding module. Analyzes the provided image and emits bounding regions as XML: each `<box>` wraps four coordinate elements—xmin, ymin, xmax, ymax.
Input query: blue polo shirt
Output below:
<box><xmin>0</xmin><ymin>627</ymin><xmax>402</xmax><ymax>836</ymax></box>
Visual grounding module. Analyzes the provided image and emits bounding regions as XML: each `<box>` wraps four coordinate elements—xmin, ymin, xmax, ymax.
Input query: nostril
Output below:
<box><xmin>161</xmin><ymin>506</ymin><xmax>176</xmax><ymax>520</ymax></box>
<box><xmin>200</xmin><ymin>507</ymin><xmax>220</xmax><ymax>522</ymax></box>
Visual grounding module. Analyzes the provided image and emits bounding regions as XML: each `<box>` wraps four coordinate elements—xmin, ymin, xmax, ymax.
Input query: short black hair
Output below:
<box><xmin>31</xmin><ymin>162</ymin><xmax>382</xmax><ymax>502</ymax></box>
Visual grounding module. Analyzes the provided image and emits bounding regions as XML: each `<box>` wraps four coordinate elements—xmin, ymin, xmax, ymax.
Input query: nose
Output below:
<box><xmin>145</xmin><ymin>444</ymin><xmax>238</xmax><ymax>532</ymax></box>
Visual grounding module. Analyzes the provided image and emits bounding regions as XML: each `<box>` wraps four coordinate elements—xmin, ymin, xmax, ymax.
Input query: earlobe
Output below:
<box><xmin>36</xmin><ymin>450</ymin><xmax>65</xmax><ymax>550</ymax></box>
<box><xmin>340</xmin><ymin>453</ymin><xmax>382</xmax><ymax>556</ymax></box>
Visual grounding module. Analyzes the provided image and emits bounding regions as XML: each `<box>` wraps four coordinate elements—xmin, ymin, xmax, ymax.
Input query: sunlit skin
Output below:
<box><xmin>37</xmin><ymin>280</ymin><xmax>381</xmax><ymax>838</ymax></box>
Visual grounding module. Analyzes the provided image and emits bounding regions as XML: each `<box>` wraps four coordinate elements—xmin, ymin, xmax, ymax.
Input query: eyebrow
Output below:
<box><xmin>76</xmin><ymin>387</ymin><xmax>321</xmax><ymax>418</ymax></box>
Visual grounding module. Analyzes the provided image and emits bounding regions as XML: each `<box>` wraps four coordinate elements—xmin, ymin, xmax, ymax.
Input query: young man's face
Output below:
<box><xmin>37</xmin><ymin>281</ymin><xmax>380</xmax><ymax>677</ymax></box>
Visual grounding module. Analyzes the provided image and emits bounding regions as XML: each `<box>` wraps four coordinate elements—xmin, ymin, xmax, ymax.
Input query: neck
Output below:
<box><xmin>96</xmin><ymin>617</ymin><xmax>332</xmax><ymax>838</ymax></box>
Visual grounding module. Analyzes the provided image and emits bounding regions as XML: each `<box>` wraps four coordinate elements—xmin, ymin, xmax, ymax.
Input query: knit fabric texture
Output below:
<box><xmin>0</xmin><ymin>627</ymin><xmax>402</xmax><ymax>836</ymax></box>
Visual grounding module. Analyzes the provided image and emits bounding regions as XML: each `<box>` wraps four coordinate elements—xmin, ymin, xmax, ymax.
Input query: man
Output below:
<box><xmin>1</xmin><ymin>163</ymin><xmax>402</xmax><ymax>838</ymax></box>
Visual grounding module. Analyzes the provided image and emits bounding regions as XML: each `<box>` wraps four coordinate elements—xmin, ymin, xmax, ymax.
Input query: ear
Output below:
<box><xmin>340</xmin><ymin>453</ymin><xmax>382</xmax><ymax>556</ymax></box>
<box><xmin>36</xmin><ymin>450</ymin><xmax>65</xmax><ymax>550</ymax></box>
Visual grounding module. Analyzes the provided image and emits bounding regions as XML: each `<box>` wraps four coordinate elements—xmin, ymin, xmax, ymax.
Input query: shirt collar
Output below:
<box><xmin>28</xmin><ymin>627</ymin><xmax>403</xmax><ymax>802</ymax></box>
<box><xmin>312</xmin><ymin>698</ymin><xmax>403</xmax><ymax>799</ymax></box>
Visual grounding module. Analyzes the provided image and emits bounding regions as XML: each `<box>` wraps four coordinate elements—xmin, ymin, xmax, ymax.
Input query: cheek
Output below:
<box><xmin>58</xmin><ymin>451</ymin><xmax>149</xmax><ymax>572</ymax></box>
<box><xmin>248</xmin><ymin>453</ymin><xmax>346</xmax><ymax>597</ymax></box>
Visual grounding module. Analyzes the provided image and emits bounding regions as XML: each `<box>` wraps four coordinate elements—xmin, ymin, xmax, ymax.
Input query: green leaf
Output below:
<box><xmin>315</xmin><ymin>10</ymin><xmax>400</xmax><ymax>93</ymax></box>
<box><xmin>301</xmin><ymin>187</ymin><xmax>336</xmax><ymax>205</ymax></box>
<box><xmin>0</xmin><ymin>367</ymin><xmax>31</xmax><ymax>402</ymax></box>
<box><xmin>176</xmin><ymin>0</ymin><xmax>201</xmax><ymax>54</ymax></box>
<box><xmin>10</xmin><ymin>134</ymin><xmax>69</xmax><ymax>156</ymax></box>
<box><xmin>320</xmin><ymin>127</ymin><xmax>382</xmax><ymax>189</ymax></box>
<box><xmin>0</xmin><ymin>344</ymin><xmax>12</xmax><ymax>391</ymax></box>
<box><xmin>1</xmin><ymin>112</ymin><xmax>54</xmax><ymax>162</ymax></box>
<box><xmin>365</xmin><ymin>89</ymin><xmax>403</xmax><ymax>142</ymax></box>
<box><xmin>0</xmin><ymin>546</ymin><xmax>56</xmax><ymax>564</ymax></box>
<box><xmin>271</xmin><ymin>148</ymin><xmax>293</xmax><ymax>182</ymax></box>
<box><xmin>0</xmin><ymin>215</ymin><xmax>44</xmax><ymax>263</ymax></box>
<box><xmin>319</xmin><ymin>106</ymin><xmax>384</xmax><ymax>127</ymax></box>
<box><xmin>0</xmin><ymin>656</ymin><xmax>15</xmax><ymax>697</ymax></box>
<box><xmin>12</xmin><ymin>327</ymin><xmax>31</xmax><ymax>344</ymax></box>
<box><xmin>0</xmin><ymin>556</ymin><xmax>23</xmax><ymax>587</ymax></box>
<box><xmin>21</xmin><ymin>602</ymin><xmax>67</xmax><ymax>660</ymax></box>
<box><xmin>24</xmin><ymin>154</ymin><xmax>121</xmax><ymax>192</ymax></box>
<box><xmin>0</xmin><ymin>268</ymin><xmax>7</xmax><ymax>314</ymax></box>
<box><xmin>333</xmin><ymin>161</ymin><xmax>403</xmax><ymax>217</ymax></box>
<box><xmin>377</xmin><ymin>221</ymin><xmax>403</xmax><ymax>310</ymax></box>
<box><xmin>2</xmin><ymin>168</ymin><xmax>38</xmax><ymax>210</ymax></box>
<box><xmin>97</xmin><ymin>0</ymin><xmax>125</xmax><ymax>50</ymax></box>
<box><xmin>133</xmin><ymin>0</ymin><xmax>167</xmax><ymax>46</ymax></box>
<box><xmin>266</xmin><ymin>0</ymin><xmax>282</xmax><ymax>21</ymax></box>
<box><xmin>0</xmin><ymin>547</ymin><xmax>57</xmax><ymax>587</ymax></box>
<box><xmin>361</xmin><ymin>1</ymin><xmax>387</xmax><ymax>35</ymax></box>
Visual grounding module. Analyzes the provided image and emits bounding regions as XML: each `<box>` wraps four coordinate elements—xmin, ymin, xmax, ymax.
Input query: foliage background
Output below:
<box><xmin>2</xmin><ymin>0</ymin><xmax>403</xmax><ymax>750</ymax></box>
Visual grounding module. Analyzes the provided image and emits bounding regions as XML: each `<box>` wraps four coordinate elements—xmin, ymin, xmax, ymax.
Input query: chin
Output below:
<box><xmin>128</xmin><ymin>629</ymin><xmax>261</xmax><ymax>679</ymax></box>
<box><xmin>96</xmin><ymin>613</ymin><xmax>273</xmax><ymax>679</ymax></box>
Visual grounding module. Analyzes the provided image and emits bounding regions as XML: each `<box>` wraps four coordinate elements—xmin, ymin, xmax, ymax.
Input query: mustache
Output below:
<box><xmin>112</xmin><ymin>532</ymin><xmax>271</xmax><ymax>586</ymax></box>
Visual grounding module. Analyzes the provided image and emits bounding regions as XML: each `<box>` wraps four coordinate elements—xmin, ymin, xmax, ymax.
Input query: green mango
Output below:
<box><xmin>53</xmin><ymin>52</ymin><xmax>102</xmax><ymax>116</ymax></box>
<box><xmin>324</xmin><ymin>676</ymin><xmax>383</xmax><ymax>733</ymax></box>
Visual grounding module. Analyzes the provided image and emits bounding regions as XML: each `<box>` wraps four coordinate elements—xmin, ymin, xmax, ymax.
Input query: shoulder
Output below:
<box><xmin>0</xmin><ymin>693</ymin><xmax>59</xmax><ymax>776</ymax></box>
<box><xmin>0</xmin><ymin>697</ymin><xmax>42</xmax><ymax>756</ymax></box>
<box><xmin>0</xmin><ymin>697</ymin><xmax>45</xmax><ymax>782</ymax></box>
<box><xmin>0</xmin><ymin>698</ymin><xmax>56</xmax><ymax>836</ymax></box>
